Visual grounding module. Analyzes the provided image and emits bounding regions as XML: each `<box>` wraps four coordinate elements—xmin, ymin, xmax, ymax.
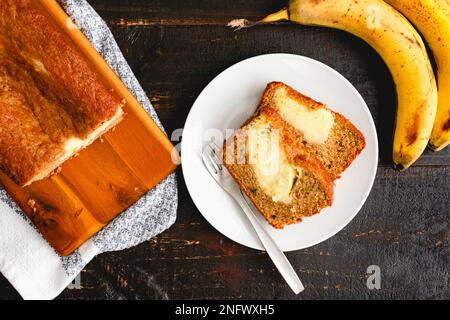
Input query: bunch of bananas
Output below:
<box><xmin>261</xmin><ymin>0</ymin><xmax>450</xmax><ymax>170</ymax></box>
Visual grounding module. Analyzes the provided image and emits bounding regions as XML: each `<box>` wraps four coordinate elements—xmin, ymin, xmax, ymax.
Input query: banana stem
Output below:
<box><xmin>261</xmin><ymin>8</ymin><xmax>289</xmax><ymax>23</ymax></box>
<box><xmin>227</xmin><ymin>8</ymin><xmax>289</xmax><ymax>31</ymax></box>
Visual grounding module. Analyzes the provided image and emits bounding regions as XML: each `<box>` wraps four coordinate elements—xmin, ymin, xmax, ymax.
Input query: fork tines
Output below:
<box><xmin>202</xmin><ymin>142</ymin><xmax>223</xmax><ymax>174</ymax></box>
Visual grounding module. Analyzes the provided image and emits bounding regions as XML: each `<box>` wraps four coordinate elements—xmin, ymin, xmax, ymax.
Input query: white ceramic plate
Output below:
<box><xmin>181</xmin><ymin>53</ymin><xmax>378</xmax><ymax>252</ymax></box>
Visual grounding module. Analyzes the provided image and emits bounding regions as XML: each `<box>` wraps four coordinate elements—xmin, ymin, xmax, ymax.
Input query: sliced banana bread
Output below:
<box><xmin>258</xmin><ymin>82</ymin><xmax>366</xmax><ymax>180</ymax></box>
<box><xmin>223</xmin><ymin>109</ymin><xmax>334</xmax><ymax>229</ymax></box>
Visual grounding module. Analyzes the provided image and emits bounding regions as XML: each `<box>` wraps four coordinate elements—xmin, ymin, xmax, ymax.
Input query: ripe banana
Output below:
<box><xmin>384</xmin><ymin>0</ymin><xmax>450</xmax><ymax>151</ymax></box>
<box><xmin>262</xmin><ymin>0</ymin><xmax>438</xmax><ymax>170</ymax></box>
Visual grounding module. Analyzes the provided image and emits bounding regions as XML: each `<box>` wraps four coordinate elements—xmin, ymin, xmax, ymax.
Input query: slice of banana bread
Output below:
<box><xmin>258</xmin><ymin>82</ymin><xmax>366</xmax><ymax>180</ymax></box>
<box><xmin>223</xmin><ymin>109</ymin><xmax>334</xmax><ymax>229</ymax></box>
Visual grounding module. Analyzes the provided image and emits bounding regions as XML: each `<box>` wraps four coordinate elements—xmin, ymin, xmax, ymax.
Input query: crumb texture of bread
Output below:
<box><xmin>223</xmin><ymin>110</ymin><xmax>334</xmax><ymax>229</ymax></box>
<box><xmin>259</xmin><ymin>82</ymin><xmax>366</xmax><ymax>179</ymax></box>
<box><xmin>0</xmin><ymin>0</ymin><xmax>124</xmax><ymax>186</ymax></box>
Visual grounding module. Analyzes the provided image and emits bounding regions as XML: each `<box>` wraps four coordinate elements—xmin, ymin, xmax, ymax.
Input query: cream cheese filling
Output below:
<box><xmin>24</xmin><ymin>106</ymin><xmax>124</xmax><ymax>186</ymax></box>
<box><xmin>273</xmin><ymin>88</ymin><xmax>335</xmax><ymax>145</ymax></box>
<box><xmin>247</xmin><ymin>118</ymin><xmax>301</xmax><ymax>204</ymax></box>
<box><xmin>64</xmin><ymin>108</ymin><xmax>124</xmax><ymax>154</ymax></box>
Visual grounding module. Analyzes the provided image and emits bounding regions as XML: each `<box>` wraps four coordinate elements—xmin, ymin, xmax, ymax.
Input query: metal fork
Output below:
<box><xmin>202</xmin><ymin>141</ymin><xmax>304</xmax><ymax>294</ymax></box>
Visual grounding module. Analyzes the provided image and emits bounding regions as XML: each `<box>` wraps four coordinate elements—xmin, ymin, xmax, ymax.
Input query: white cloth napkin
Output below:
<box><xmin>0</xmin><ymin>0</ymin><xmax>178</xmax><ymax>300</ymax></box>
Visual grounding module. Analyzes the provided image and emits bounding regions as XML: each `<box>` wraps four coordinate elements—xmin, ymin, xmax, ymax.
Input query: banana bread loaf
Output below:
<box><xmin>0</xmin><ymin>0</ymin><xmax>124</xmax><ymax>186</ymax></box>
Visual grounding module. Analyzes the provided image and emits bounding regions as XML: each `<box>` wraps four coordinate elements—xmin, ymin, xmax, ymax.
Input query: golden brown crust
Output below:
<box><xmin>258</xmin><ymin>81</ymin><xmax>325</xmax><ymax>112</ymax></box>
<box><xmin>329</xmin><ymin>112</ymin><xmax>366</xmax><ymax>177</ymax></box>
<box><xmin>223</xmin><ymin>110</ymin><xmax>334</xmax><ymax>229</ymax></box>
<box><xmin>258</xmin><ymin>82</ymin><xmax>366</xmax><ymax>179</ymax></box>
<box><xmin>259</xmin><ymin>108</ymin><xmax>334</xmax><ymax>200</ymax></box>
<box><xmin>0</xmin><ymin>0</ymin><xmax>124</xmax><ymax>186</ymax></box>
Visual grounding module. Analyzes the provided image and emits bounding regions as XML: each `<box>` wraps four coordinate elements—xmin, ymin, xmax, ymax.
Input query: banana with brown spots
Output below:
<box><xmin>384</xmin><ymin>0</ymin><xmax>450</xmax><ymax>151</ymax></box>
<box><xmin>260</xmin><ymin>0</ymin><xmax>438</xmax><ymax>170</ymax></box>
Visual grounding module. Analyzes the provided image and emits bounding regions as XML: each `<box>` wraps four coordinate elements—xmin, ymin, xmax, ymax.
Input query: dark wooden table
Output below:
<box><xmin>1</xmin><ymin>0</ymin><xmax>449</xmax><ymax>300</ymax></box>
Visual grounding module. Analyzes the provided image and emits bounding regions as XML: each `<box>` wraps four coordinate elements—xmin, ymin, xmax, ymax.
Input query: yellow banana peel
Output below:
<box><xmin>261</xmin><ymin>0</ymin><xmax>438</xmax><ymax>170</ymax></box>
<box><xmin>384</xmin><ymin>0</ymin><xmax>450</xmax><ymax>151</ymax></box>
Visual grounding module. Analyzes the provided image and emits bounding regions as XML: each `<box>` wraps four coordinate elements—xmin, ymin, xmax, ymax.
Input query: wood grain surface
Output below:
<box><xmin>0</xmin><ymin>0</ymin><xmax>449</xmax><ymax>299</ymax></box>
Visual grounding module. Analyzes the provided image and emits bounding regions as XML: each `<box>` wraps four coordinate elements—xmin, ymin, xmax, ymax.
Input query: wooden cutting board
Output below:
<box><xmin>0</xmin><ymin>0</ymin><xmax>177</xmax><ymax>256</ymax></box>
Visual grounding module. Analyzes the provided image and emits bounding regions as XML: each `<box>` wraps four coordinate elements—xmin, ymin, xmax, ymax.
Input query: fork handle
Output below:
<box><xmin>232</xmin><ymin>192</ymin><xmax>305</xmax><ymax>294</ymax></box>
